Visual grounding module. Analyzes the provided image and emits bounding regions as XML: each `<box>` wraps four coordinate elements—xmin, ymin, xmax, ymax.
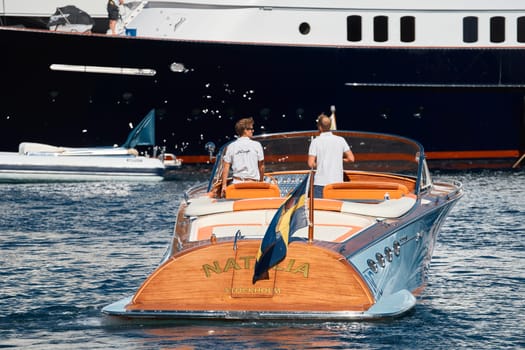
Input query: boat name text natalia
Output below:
<box><xmin>203</xmin><ymin>258</ymin><xmax>310</xmax><ymax>278</ymax></box>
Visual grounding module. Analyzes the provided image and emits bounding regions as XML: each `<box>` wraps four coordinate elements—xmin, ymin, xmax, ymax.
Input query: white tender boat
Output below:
<box><xmin>0</xmin><ymin>109</ymin><xmax>181</xmax><ymax>182</ymax></box>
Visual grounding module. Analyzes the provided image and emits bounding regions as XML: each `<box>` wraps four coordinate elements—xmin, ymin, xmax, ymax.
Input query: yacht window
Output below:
<box><xmin>400</xmin><ymin>16</ymin><xmax>415</xmax><ymax>42</ymax></box>
<box><xmin>347</xmin><ymin>15</ymin><xmax>362</xmax><ymax>42</ymax></box>
<box><xmin>374</xmin><ymin>16</ymin><xmax>388</xmax><ymax>42</ymax></box>
<box><xmin>463</xmin><ymin>16</ymin><xmax>478</xmax><ymax>43</ymax></box>
<box><xmin>490</xmin><ymin>16</ymin><xmax>505</xmax><ymax>43</ymax></box>
<box><xmin>518</xmin><ymin>17</ymin><xmax>525</xmax><ymax>43</ymax></box>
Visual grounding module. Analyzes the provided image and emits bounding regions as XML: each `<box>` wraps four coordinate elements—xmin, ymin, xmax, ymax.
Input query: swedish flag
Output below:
<box><xmin>252</xmin><ymin>173</ymin><xmax>310</xmax><ymax>284</ymax></box>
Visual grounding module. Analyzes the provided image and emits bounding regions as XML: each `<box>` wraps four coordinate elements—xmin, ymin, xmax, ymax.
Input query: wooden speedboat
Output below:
<box><xmin>0</xmin><ymin>109</ymin><xmax>181</xmax><ymax>182</ymax></box>
<box><xmin>103</xmin><ymin>130</ymin><xmax>463</xmax><ymax>320</ymax></box>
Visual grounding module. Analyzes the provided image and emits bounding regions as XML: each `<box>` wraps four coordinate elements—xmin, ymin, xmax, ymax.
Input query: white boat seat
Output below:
<box><xmin>185</xmin><ymin>196</ymin><xmax>416</xmax><ymax>219</ymax></box>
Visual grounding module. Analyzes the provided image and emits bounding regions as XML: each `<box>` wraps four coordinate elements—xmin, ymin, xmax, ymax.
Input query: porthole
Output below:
<box><xmin>299</xmin><ymin>22</ymin><xmax>310</xmax><ymax>35</ymax></box>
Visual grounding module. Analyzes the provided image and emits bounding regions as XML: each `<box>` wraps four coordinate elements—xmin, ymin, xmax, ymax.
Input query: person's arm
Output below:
<box><xmin>221</xmin><ymin>161</ymin><xmax>231</xmax><ymax>197</ymax></box>
<box><xmin>307</xmin><ymin>139</ymin><xmax>317</xmax><ymax>169</ymax></box>
<box><xmin>258</xmin><ymin>160</ymin><xmax>265</xmax><ymax>181</ymax></box>
<box><xmin>343</xmin><ymin>149</ymin><xmax>355</xmax><ymax>163</ymax></box>
<box><xmin>307</xmin><ymin>155</ymin><xmax>316</xmax><ymax>169</ymax></box>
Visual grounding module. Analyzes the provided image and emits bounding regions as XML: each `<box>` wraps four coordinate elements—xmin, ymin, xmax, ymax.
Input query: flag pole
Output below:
<box><xmin>308</xmin><ymin>169</ymin><xmax>315</xmax><ymax>243</ymax></box>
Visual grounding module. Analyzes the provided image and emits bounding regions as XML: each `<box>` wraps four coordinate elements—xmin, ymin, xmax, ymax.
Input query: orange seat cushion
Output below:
<box><xmin>225</xmin><ymin>182</ymin><xmax>281</xmax><ymax>199</ymax></box>
<box><xmin>323</xmin><ymin>181</ymin><xmax>409</xmax><ymax>200</ymax></box>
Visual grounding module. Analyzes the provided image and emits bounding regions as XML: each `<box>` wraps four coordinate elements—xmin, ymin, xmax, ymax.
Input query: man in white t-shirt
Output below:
<box><xmin>221</xmin><ymin>117</ymin><xmax>265</xmax><ymax>197</ymax></box>
<box><xmin>307</xmin><ymin>114</ymin><xmax>355</xmax><ymax>198</ymax></box>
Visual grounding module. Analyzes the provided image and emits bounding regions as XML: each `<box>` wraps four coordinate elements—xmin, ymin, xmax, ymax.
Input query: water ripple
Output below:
<box><xmin>0</xmin><ymin>170</ymin><xmax>524</xmax><ymax>349</ymax></box>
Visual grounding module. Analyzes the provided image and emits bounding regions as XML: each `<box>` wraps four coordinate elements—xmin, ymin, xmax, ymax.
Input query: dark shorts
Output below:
<box><xmin>313</xmin><ymin>185</ymin><xmax>324</xmax><ymax>198</ymax></box>
<box><xmin>107</xmin><ymin>4</ymin><xmax>119</xmax><ymax>20</ymax></box>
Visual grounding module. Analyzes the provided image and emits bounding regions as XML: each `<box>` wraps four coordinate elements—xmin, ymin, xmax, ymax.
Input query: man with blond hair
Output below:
<box><xmin>221</xmin><ymin>117</ymin><xmax>265</xmax><ymax>197</ymax></box>
<box><xmin>307</xmin><ymin>113</ymin><xmax>354</xmax><ymax>198</ymax></box>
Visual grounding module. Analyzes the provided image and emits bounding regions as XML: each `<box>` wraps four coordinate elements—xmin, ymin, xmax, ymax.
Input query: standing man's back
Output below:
<box><xmin>308</xmin><ymin>114</ymin><xmax>354</xmax><ymax>198</ymax></box>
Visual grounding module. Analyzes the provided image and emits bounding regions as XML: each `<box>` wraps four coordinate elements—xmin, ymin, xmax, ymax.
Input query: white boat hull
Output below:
<box><xmin>0</xmin><ymin>152</ymin><xmax>165</xmax><ymax>182</ymax></box>
<box><xmin>103</xmin><ymin>289</ymin><xmax>416</xmax><ymax>320</ymax></box>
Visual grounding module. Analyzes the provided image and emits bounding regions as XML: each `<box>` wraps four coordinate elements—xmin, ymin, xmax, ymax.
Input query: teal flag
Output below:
<box><xmin>121</xmin><ymin>109</ymin><xmax>156</xmax><ymax>148</ymax></box>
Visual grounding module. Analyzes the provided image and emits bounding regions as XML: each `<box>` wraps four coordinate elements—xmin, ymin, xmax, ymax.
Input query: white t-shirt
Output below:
<box><xmin>308</xmin><ymin>132</ymin><xmax>350</xmax><ymax>186</ymax></box>
<box><xmin>223</xmin><ymin>137</ymin><xmax>264</xmax><ymax>181</ymax></box>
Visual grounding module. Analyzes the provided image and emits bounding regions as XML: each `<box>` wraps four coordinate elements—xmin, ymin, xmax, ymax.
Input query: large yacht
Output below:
<box><xmin>1</xmin><ymin>1</ymin><xmax>524</xmax><ymax>168</ymax></box>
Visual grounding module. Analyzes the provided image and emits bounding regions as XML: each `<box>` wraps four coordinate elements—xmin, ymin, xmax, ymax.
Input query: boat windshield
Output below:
<box><xmin>209</xmin><ymin>131</ymin><xmax>426</xmax><ymax>192</ymax></box>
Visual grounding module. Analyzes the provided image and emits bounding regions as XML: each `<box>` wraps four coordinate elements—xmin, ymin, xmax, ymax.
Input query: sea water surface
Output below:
<box><xmin>0</xmin><ymin>168</ymin><xmax>523</xmax><ymax>349</ymax></box>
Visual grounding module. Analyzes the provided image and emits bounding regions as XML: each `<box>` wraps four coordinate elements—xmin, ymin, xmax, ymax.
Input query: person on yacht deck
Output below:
<box><xmin>107</xmin><ymin>0</ymin><xmax>124</xmax><ymax>35</ymax></box>
<box><xmin>221</xmin><ymin>117</ymin><xmax>265</xmax><ymax>197</ymax></box>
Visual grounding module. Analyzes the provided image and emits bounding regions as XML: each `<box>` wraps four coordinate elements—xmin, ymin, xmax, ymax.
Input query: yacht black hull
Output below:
<box><xmin>1</xmin><ymin>27</ymin><xmax>524</xmax><ymax>168</ymax></box>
